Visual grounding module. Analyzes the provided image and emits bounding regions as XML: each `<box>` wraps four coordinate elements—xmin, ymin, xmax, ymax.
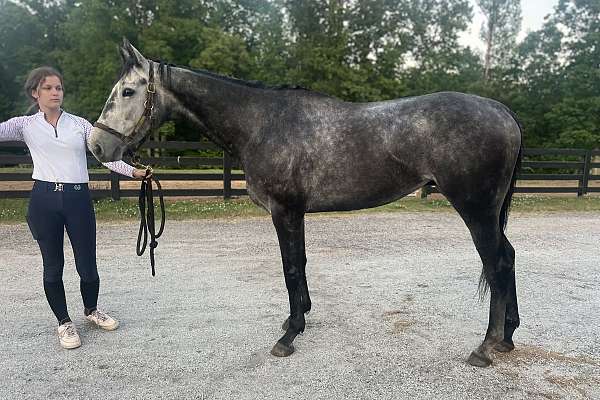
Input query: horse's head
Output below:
<box><xmin>89</xmin><ymin>39</ymin><xmax>165</xmax><ymax>162</ymax></box>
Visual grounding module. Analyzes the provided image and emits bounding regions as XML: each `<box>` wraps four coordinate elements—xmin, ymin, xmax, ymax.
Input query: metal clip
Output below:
<box><xmin>54</xmin><ymin>183</ymin><xmax>64</xmax><ymax>192</ymax></box>
<box><xmin>147</xmin><ymin>82</ymin><xmax>156</xmax><ymax>93</ymax></box>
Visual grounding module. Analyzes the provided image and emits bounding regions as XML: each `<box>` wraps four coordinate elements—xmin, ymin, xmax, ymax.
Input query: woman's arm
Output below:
<box><xmin>0</xmin><ymin>116</ymin><xmax>28</xmax><ymax>142</ymax></box>
<box><xmin>102</xmin><ymin>159</ymin><xmax>136</xmax><ymax>178</ymax></box>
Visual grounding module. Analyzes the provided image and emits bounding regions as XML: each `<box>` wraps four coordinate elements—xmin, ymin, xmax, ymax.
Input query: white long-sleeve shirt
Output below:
<box><xmin>0</xmin><ymin>110</ymin><xmax>134</xmax><ymax>183</ymax></box>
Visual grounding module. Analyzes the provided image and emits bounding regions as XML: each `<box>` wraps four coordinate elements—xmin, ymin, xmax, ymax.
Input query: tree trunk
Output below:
<box><xmin>484</xmin><ymin>21</ymin><xmax>494</xmax><ymax>81</ymax></box>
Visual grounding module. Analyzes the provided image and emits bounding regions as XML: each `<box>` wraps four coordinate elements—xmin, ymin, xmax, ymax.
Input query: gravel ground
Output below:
<box><xmin>0</xmin><ymin>211</ymin><xmax>599</xmax><ymax>400</ymax></box>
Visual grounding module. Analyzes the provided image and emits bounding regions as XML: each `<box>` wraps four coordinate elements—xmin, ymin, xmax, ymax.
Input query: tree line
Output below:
<box><xmin>0</xmin><ymin>0</ymin><xmax>598</xmax><ymax>149</ymax></box>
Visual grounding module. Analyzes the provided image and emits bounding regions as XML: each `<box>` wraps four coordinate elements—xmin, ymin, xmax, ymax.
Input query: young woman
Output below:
<box><xmin>0</xmin><ymin>66</ymin><xmax>148</xmax><ymax>349</ymax></box>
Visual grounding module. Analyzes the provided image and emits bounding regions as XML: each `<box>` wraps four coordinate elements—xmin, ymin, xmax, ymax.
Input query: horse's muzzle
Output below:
<box><xmin>89</xmin><ymin>127</ymin><xmax>127</xmax><ymax>162</ymax></box>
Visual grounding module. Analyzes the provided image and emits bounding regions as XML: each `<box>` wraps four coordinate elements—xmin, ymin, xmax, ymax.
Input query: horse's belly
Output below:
<box><xmin>305</xmin><ymin>172</ymin><xmax>427</xmax><ymax>213</ymax></box>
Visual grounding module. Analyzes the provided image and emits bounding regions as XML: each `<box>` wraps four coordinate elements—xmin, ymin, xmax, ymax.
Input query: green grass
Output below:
<box><xmin>1</xmin><ymin>195</ymin><xmax>599</xmax><ymax>224</ymax></box>
<box><xmin>510</xmin><ymin>195</ymin><xmax>600</xmax><ymax>212</ymax></box>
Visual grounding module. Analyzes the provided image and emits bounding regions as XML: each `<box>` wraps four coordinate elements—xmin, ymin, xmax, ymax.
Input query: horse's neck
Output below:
<box><xmin>167</xmin><ymin>68</ymin><xmax>261</xmax><ymax>153</ymax></box>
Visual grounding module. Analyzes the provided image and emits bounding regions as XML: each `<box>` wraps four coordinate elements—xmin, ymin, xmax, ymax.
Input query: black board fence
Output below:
<box><xmin>0</xmin><ymin>140</ymin><xmax>246</xmax><ymax>199</ymax></box>
<box><xmin>420</xmin><ymin>148</ymin><xmax>600</xmax><ymax>198</ymax></box>
<box><xmin>1</xmin><ymin>142</ymin><xmax>599</xmax><ymax>199</ymax></box>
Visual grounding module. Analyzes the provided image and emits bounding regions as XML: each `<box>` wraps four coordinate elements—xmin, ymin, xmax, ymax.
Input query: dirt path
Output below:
<box><xmin>0</xmin><ymin>212</ymin><xmax>599</xmax><ymax>399</ymax></box>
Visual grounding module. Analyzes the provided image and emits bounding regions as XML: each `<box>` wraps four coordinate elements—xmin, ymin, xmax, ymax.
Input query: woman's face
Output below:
<box><xmin>32</xmin><ymin>75</ymin><xmax>63</xmax><ymax>112</ymax></box>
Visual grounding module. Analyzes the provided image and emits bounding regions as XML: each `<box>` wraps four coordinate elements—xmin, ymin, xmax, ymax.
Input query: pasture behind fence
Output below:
<box><xmin>1</xmin><ymin>141</ymin><xmax>599</xmax><ymax>199</ymax></box>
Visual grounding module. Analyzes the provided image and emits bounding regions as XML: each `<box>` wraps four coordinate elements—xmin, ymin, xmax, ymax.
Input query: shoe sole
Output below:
<box><xmin>101</xmin><ymin>320</ymin><xmax>119</xmax><ymax>331</ymax></box>
<box><xmin>60</xmin><ymin>340</ymin><xmax>81</xmax><ymax>349</ymax></box>
<box><xmin>87</xmin><ymin>319</ymin><xmax>119</xmax><ymax>331</ymax></box>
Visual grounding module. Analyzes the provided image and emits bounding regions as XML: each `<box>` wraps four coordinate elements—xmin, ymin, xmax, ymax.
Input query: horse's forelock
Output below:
<box><xmin>115</xmin><ymin>57</ymin><xmax>139</xmax><ymax>83</ymax></box>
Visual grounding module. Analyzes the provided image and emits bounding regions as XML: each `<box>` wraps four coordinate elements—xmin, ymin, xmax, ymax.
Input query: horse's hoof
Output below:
<box><xmin>494</xmin><ymin>340</ymin><xmax>515</xmax><ymax>353</ymax></box>
<box><xmin>468</xmin><ymin>350</ymin><xmax>492</xmax><ymax>367</ymax></box>
<box><xmin>270</xmin><ymin>341</ymin><xmax>295</xmax><ymax>357</ymax></box>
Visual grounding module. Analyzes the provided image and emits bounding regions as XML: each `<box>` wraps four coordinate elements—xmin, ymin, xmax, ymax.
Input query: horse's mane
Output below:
<box><xmin>176</xmin><ymin>64</ymin><xmax>311</xmax><ymax>92</ymax></box>
<box><xmin>119</xmin><ymin>59</ymin><xmax>333</xmax><ymax>98</ymax></box>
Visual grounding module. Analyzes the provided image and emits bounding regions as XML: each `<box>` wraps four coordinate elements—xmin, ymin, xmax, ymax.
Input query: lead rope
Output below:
<box><xmin>134</xmin><ymin>158</ymin><xmax>165</xmax><ymax>276</ymax></box>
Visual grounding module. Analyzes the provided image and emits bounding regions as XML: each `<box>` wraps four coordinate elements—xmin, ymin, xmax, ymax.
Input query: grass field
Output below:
<box><xmin>1</xmin><ymin>195</ymin><xmax>600</xmax><ymax>223</ymax></box>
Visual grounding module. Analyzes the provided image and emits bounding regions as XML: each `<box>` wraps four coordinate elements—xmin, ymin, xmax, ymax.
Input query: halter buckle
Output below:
<box><xmin>143</xmin><ymin>100</ymin><xmax>154</xmax><ymax>112</ymax></box>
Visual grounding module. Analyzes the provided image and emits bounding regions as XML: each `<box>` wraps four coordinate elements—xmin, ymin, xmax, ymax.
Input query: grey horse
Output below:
<box><xmin>89</xmin><ymin>39</ymin><xmax>523</xmax><ymax>367</ymax></box>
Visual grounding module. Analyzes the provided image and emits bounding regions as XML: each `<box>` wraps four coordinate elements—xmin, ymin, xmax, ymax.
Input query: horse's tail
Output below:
<box><xmin>478</xmin><ymin>108</ymin><xmax>523</xmax><ymax>298</ymax></box>
<box><xmin>499</xmin><ymin>109</ymin><xmax>523</xmax><ymax>232</ymax></box>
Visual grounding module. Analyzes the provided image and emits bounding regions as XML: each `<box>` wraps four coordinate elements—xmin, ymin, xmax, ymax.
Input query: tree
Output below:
<box><xmin>284</xmin><ymin>0</ymin><xmax>366</xmax><ymax>99</ymax></box>
<box><xmin>54</xmin><ymin>0</ymin><xmax>152</xmax><ymax>120</ymax></box>
<box><xmin>476</xmin><ymin>0</ymin><xmax>521</xmax><ymax>81</ymax></box>
<box><xmin>546</xmin><ymin>0</ymin><xmax>600</xmax><ymax>149</ymax></box>
<box><xmin>509</xmin><ymin>0</ymin><xmax>599</xmax><ymax>148</ymax></box>
<box><xmin>0</xmin><ymin>0</ymin><xmax>67</xmax><ymax>118</ymax></box>
<box><xmin>400</xmin><ymin>0</ymin><xmax>474</xmax><ymax>95</ymax></box>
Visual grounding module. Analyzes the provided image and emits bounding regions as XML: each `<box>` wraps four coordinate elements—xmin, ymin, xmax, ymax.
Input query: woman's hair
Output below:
<box><xmin>24</xmin><ymin>66</ymin><xmax>64</xmax><ymax>110</ymax></box>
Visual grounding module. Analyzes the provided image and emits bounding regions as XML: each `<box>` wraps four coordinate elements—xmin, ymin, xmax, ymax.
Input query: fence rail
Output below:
<box><xmin>0</xmin><ymin>140</ymin><xmax>246</xmax><ymax>200</ymax></box>
<box><xmin>421</xmin><ymin>148</ymin><xmax>600</xmax><ymax>198</ymax></box>
<box><xmin>1</xmin><ymin>141</ymin><xmax>599</xmax><ymax>199</ymax></box>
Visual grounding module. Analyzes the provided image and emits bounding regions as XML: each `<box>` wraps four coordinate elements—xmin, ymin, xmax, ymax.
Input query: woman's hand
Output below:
<box><xmin>133</xmin><ymin>168</ymin><xmax>152</xmax><ymax>180</ymax></box>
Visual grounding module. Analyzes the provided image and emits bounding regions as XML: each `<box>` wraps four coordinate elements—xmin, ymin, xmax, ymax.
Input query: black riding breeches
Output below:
<box><xmin>27</xmin><ymin>180</ymin><xmax>100</xmax><ymax>323</ymax></box>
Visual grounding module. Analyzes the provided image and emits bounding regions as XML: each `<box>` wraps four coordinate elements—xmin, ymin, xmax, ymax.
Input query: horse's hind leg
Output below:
<box><xmin>460</xmin><ymin>213</ymin><xmax>518</xmax><ymax>367</ymax></box>
<box><xmin>495</xmin><ymin>235</ymin><xmax>520</xmax><ymax>353</ymax></box>
<box><xmin>270</xmin><ymin>204</ymin><xmax>310</xmax><ymax>357</ymax></box>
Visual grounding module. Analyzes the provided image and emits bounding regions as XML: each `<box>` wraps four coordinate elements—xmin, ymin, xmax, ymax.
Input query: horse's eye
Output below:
<box><xmin>122</xmin><ymin>88</ymin><xmax>135</xmax><ymax>97</ymax></box>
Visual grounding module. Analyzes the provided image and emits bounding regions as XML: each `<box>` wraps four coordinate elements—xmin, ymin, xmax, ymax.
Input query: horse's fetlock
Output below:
<box><xmin>505</xmin><ymin>317</ymin><xmax>520</xmax><ymax>329</ymax></box>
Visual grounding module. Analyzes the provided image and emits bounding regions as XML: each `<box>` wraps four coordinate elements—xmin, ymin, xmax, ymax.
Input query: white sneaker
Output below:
<box><xmin>86</xmin><ymin>309</ymin><xmax>119</xmax><ymax>331</ymax></box>
<box><xmin>57</xmin><ymin>322</ymin><xmax>81</xmax><ymax>349</ymax></box>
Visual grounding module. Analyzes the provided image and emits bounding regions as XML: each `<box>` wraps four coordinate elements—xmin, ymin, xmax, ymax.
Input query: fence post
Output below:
<box><xmin>110</xmin><ymin>171</ymin><xmax>121</xmax><ymax>200</ymax></box>
<box><xmin>223</xmin><ymin>152</ymin><xmax>232</xmax><ymax>200</ymax></box>
<box><xmin>579</xmin><ymin>150</ymin><xmax>592</xmax><ymax>197</ymax></box>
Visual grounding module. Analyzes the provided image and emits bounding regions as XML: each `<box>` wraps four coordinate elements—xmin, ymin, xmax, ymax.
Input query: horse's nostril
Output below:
<box><xmin>93</xmin><ymin>143</ymin><xmax>103</xmax><ymax>157</ymax></box>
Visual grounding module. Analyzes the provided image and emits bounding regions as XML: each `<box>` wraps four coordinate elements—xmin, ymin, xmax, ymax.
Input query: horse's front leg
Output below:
<box><xmin>270</xmin><ymin>204</ymin><xmax>307</xmax><ymax>357</ymax></box>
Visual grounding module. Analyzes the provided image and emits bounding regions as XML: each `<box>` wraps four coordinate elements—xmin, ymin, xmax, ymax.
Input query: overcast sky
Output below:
<box><xmin>459</xmin><ymin>0</ymin><xmax>559</xmax><ymax>53</ymax></box>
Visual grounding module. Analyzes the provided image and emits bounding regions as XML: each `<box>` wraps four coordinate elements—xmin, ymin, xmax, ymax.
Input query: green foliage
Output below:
<box><xmin>0</xmin><ymin>0</ymin><xmax>65</xmax><ymax>115</ymax></box>
<box><xmin>0</xmin><ymin>0</ymin><xmax>597</xmax><ymax>150</ymax></box>
<box><xmin>189</xmin><ymin>28</ymin><xmax>252</xmax><ymax>77</ymax></box>
<box><xmin>547</xmin><ymin>98</ymin><xmax>600</xmax><ymax>149</ymax></box>
<box><xmin>506</xmin><ymin>0</ymin><xmax>600</xmax><ymax>148</ymax></box>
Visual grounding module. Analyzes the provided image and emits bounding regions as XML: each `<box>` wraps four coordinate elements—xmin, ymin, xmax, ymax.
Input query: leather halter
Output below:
<box><xmin>93</xmin><ymin>61</ymin><xmax>165</xmax><ymax>276</ymax></box>
<box><xmin>93</xmin><ymin>61</ymin><xmax>156</xmax><ymax>149</ymax></box>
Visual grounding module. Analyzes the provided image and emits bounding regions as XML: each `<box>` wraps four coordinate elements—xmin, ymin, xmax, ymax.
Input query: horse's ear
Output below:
<box><xmin>119</xmin><ymin>38</ymin><xmax>146</xmax><ymax>67</ymax></box>
<box><xmin>119</xmin><ymin>38</ymin><xmax>131</xmax><ymax>65</ymax></box>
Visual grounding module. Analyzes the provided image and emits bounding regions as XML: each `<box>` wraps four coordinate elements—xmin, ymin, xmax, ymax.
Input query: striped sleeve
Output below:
<box><xmin>77</xmin><ymin>115</ymin><xmax>136</xmax><ymax>178</ymax></box>
<box><xmin>102</xmin><ymin>160</ymin><xmax>135</xmax><ymax>178</ymax></box>
<box><xmin>0</xmin><ymin>116</ymin><xmax>29</xmax><ymax>142</ymax></box>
